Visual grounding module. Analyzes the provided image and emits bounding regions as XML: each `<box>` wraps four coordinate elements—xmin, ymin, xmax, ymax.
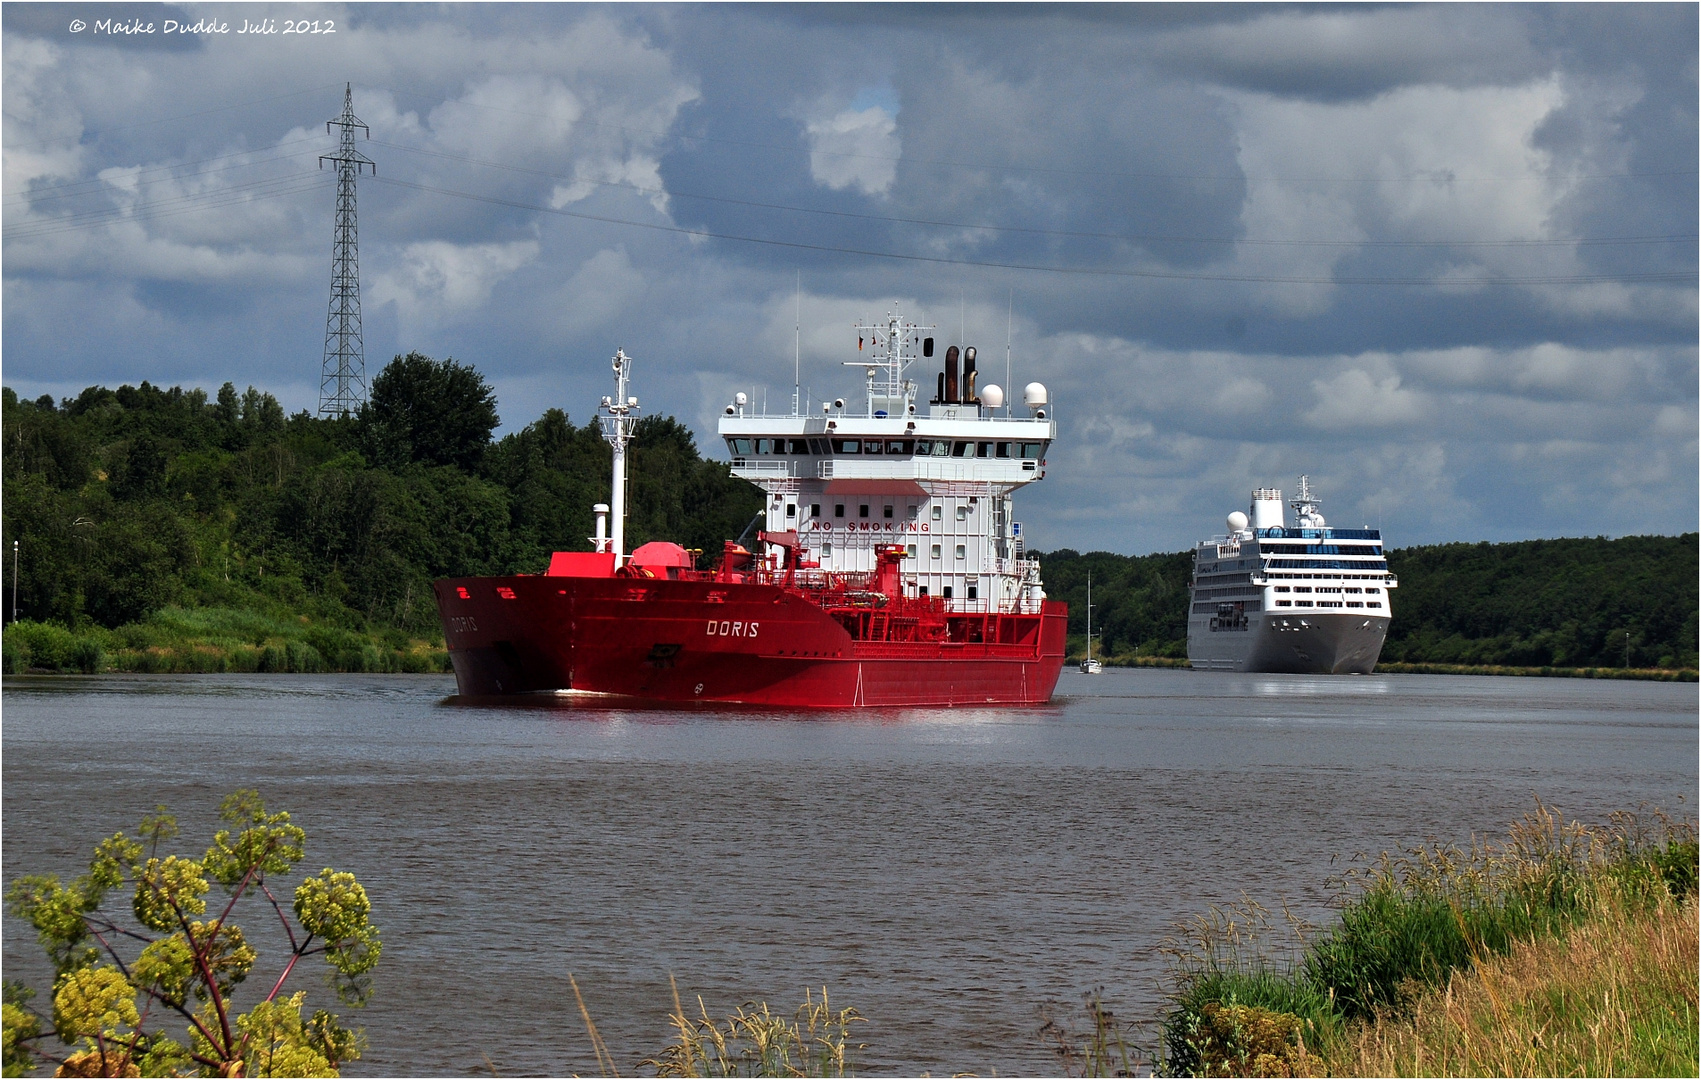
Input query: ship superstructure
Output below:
<box><xmin>433</xmin><ymin>312</ymin><xmax>1068</xmax><ymax>706</ymax></box>
<box><xmin>720</xmin><ymin>311</ymin><xmax>1053</xmax><ymax>613</ymax></box>
<box><xmin>1187</xmin><ymin>477</ymin><xmax>1397</xmax><ymax>673</ymax></box>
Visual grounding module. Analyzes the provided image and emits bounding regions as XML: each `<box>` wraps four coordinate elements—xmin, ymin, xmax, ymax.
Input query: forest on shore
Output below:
<box><xmin>1043</xmin><ymin>532</ymin><xmax>1698</xmax><ymax>672</ymax></box>
<box><xmin>2</xmin><ymin>357</ymin><xmax>1695</xmax><ymax>674</ymax></box>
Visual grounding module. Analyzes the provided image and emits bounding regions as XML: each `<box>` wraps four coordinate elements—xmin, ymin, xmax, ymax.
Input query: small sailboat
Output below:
<box><xmin>1080</xmin><ymin>571</ymin><xmax>1104</xmax><ymax>674</ymax></box>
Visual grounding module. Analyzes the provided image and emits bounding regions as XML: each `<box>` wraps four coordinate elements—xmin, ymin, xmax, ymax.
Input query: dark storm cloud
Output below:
<box><xmin>2</xmin><ymin>2</ymin><xmax>1694</xmax><ymax>552</ymax></box>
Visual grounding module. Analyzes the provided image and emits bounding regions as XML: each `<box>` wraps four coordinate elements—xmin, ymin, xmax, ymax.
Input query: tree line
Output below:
<box><xmin>1037</xmin><ymin>533</ymin><xmax>1698</xmax><ymax>670</ymax></box>
<box><xmin>1</xmin><ymin>353</ymin><xmax>761</xmax><ymax>643</ymax></box>
<box><xmin>4</xmin><ymin>355</ymin><xmax>1692</xmax><ymax>672</ymax></box>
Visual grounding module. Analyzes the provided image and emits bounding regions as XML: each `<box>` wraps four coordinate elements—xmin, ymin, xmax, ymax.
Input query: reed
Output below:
<box><xmin>639</xmin><ymin>980</ymin><xmax>865</xmax><ymax>1079</ymax></box>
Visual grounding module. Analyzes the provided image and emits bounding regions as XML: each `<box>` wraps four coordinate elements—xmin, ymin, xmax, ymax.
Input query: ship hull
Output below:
<box><xmin>1188</xmin><ymin>612</ymin><xmax>1389</xmax><ymax>674</ymax></box>
<box><xmin>435</xmin><ymin>575</ymin><xmax>1068</xmax><ymax>707</ymax></box>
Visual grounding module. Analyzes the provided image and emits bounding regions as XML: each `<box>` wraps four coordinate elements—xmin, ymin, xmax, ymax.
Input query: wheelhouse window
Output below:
<box><xmin>728</xmin><ymin>438</ymin><xmax>752</xmax><ymax>455</ymax></box>
<box><xmin>995</xmin><ymin>442</ymin><xmax>1012</xmax><ymax>458</ymax></box>
<box><xmin>932</xmin><ymin>441</ymin><xmax>950</xmax><ymax>457</ymax></box>
<box><xmin>754</xmin><ymin>438</ymin><xmax>774</xmax><ymax>454</ymax></box>
<box><xmin>976</xmin><ymin>442</ymin><xmax>992</xmax><ymax>458</ymax></box>
<box><xmin>808</xmin><ymin>439</ymin><xmax>829</xmax><ymax>454</ymax></box>
<box><xmin>862</xmin><ymin>439</ymin><xmax>884</xmax><ymax>454</ymax></box>
<box><xmin>832</xmin><ymin>439</ymin><xmax>860</xmax><ymax>453</ymax></box>
<box><xmin>952</xmin><ymin>441</ymin><xmax>973</xmax><ymax>457</ymax></box>
<box><xmin>885</xmin><ymin>439</ymin><xmax>913</xmax><ymax>455</ymax></box>
<box><xmin>915</xmin><ymin>439</ymin><xmax>933</xmax><ymax>455</ymax></box>
<box><xmin>1020</xmin><ymin>442</ymin><xmax>1043</xmax><ymax>458</ymax></box>
<box><xmin>787</xmin><ymin>439</ymin><xmax>810</xmax><ymax>454</ymax></box>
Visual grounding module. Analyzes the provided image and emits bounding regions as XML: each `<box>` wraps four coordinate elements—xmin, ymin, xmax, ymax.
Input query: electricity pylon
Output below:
<box><xmin>319</xmin><ymin>84</ymin><xmax>374</xmax><ymax>417</ymax></box>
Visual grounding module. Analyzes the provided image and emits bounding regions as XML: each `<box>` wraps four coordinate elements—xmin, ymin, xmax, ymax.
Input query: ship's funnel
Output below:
<box><xmin>963</xmin><ymin>346</ymin><xmax>977</xmax><ymax>403</ymax></box>
<box><xmin>1250</xmin><ymin>488</ymin><xmax>1283</xmax><ymax>530</ymax></box>
<box><xmin>935</xmin><ymin>371</ymin><xmax>945</xmax><ymax>404</ymax></box>
<box><xmin>944</xmin><ymin>345</ymin><xmax>960</xmax><ymax>403</ymax></box>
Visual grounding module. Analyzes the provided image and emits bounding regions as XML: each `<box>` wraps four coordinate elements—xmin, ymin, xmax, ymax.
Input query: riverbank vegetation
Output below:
<box><xmin>1141</xmin><ymin>802</ymin><xmax>1698</xmax><ymax>1077</ymax></box>
<box><xmin>1</xmin><ymin>358</ymin><xmax>760</xmax><ymax>674</ymax></box>
<box><xmin>5</xmin><ymin>368</ymin><xmax>1693</xmax><ymax>676</ymax></box>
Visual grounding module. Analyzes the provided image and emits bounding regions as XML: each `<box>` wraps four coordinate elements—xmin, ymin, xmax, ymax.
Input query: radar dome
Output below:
<box><xmin>734</xmin><ymin>392</ymin><xmax>748</xmax><ymax>406</ymax></box>
<box><xmin>978</xmin><ymin>384</ymin><xmax>1005</xmax><ymax>408</ymax></box>
<box><xmin>1227</xmin><ymin>511</ymin><xmax>1249</xmax><ymax>532</ymax></box>
<box><xmin>1023</xmin><ymin>382</ymin><xmax>1049</xmax><ymax>407</ymax></box>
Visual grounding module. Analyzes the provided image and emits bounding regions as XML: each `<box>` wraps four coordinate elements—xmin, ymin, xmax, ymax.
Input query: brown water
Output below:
<box><xmin>3</xmin><ymin>669</ymin><xmax>1695</xmax><ymax>1075</ymax></box>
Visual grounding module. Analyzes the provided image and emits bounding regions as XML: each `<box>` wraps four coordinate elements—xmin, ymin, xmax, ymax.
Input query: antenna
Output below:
<box><xmin>793</xmin><ymin>271</ymin><xmax>801</xmax><ymax>416</ymax></box>
<box><xmin>318</xmin><ymin>84</ymin><xmax>375</xmax><ymax>418</ymax></box>
<box><xmin>1005</xmin><ymin>287</ymin><xmax>1013</xmax><ymax>417</ymax></box>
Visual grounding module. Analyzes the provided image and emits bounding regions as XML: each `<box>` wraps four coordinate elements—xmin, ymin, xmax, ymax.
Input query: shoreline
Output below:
<box><xmin>1070</xmin><ymin>654</ymin><xmax>1699</xmax><ymax>681</ymax></box>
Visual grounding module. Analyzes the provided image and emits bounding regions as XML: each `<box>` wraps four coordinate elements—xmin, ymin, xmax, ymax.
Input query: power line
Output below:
<box><xmin>2</xmin><ymin>174</ymin><xmax>328</xmax><ymax>241</ymax></box>
<box><xmin>370</xmin><ymin>136</ymin><xmax>1697</xmax><ymax>250</ymax></box>
<box><xmin>370</xmin><ymin>173</ymin><xmax>1696</xmax><ymax>287</ymax></box>
<box><xmin>382</xmin><ymin>85</ymin><xmax>1696</xmax><ymax>186</ymax></box>
<box><xmin>3</xmin><ymin>137</ymin><xmax>332</xmax><ymax>204</ymax></box>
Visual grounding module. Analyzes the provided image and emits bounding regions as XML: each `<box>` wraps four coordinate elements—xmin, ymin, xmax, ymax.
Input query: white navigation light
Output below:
<box><xmin>979</xmin><ymin>383</ymin><xmax>1005</xmax><ymax>408</ymax></box>
<box><xmin>1023</xmin><ymin>382</ymin><xmax>1049</xmax><ymax>407</ymax></box>
<box><xmin>1227</xmin><ymin>511</ymin><xmax>1249</xmax><ymax>533</ymax></box>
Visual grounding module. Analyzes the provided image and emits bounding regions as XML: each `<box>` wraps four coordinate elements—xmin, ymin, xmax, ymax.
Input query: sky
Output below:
<box><xmin>3</xmin><ymin>2</ymin><xmax>1696</xmax><ymax>554</ymax></box>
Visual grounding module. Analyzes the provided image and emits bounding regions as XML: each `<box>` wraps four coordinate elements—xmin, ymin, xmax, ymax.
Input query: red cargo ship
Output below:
<box><xmin>436</xmin><ymin>315</ymin><xmax>1067</xmax><ymax>707</ymax></box>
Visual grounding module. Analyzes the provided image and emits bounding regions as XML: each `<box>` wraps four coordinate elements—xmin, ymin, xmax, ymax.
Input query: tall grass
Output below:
<box><xmin>641</xmin><ymin>981</ymin><xmax>865</xmax><ymax>1079</ymax></box>
<box><xmin>1156</xmin><ymin>802</ymin><xmax>1699</xmax><ymax>1077</ymax></box>
<box><xmin>1320</xmin><ymin>886</ymin><xmax>1699</xmax><ymax>1076</ymax></box>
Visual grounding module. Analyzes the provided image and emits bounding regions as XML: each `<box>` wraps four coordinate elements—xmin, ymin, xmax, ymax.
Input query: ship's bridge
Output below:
<box><xmin>713</xmin><ymin>308</ymin><xmax>1055</xmax><ymax>611</ymax></box>
<box><xmin>722</xmin><ymin>410</ymin><xmax>1053</xmax><ymax>484</ymax></box>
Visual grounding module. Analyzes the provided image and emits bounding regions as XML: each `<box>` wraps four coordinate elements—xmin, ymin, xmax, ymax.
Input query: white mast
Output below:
<box><xmin>599</xmin><ymin>348</ymin><xmax>639</xmax><ymax>566</ymax></box>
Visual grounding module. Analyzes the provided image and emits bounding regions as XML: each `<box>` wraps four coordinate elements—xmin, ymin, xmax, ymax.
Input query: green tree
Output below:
<box><xmin>3</xmin><ymin>791</ymin><xmax>381</xmax><ymax>1078</ymax></box>
<box><xmin>359</xmin><ymin>352</ymin><xmax>499</xmax><ymax>471</ymax></box>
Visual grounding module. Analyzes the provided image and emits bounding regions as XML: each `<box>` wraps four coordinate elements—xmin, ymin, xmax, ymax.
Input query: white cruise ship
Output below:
<box><xmin>1187</xmin><ymin>477</ymin><xmax>1397</xmax><ymax>673</ymax></box>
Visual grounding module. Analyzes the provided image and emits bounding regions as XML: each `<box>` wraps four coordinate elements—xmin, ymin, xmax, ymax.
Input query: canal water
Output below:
<box><xmin>3</xmin><ymin>669</ymin><xmax>1695</xmax><ymax>1075</ymax></box>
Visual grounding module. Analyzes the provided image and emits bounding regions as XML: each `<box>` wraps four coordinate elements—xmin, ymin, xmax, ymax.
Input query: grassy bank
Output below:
<box><xmin>1376</xmin><ymin>660</ymin><xmax>1697</xmax><ymax>682</ymax></box>
<box><xmin>2</xmin><ymin>608</ymin><xmax>449</xmax><ymax>675</ymax></box>
<box><xmin>1154</xmin><ymin>803</ymin><xmax>1698</xmax><ymax>1077</ymax></box>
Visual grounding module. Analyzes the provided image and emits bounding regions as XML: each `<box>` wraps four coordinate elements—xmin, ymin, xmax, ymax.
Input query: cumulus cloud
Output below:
<box><xmin>368</xmin><ymin>239</ymin><xmax>540</xmax><ymax>332</ymax></box>
<box><xmin>1</xmin><ymin>4</ymin><xmax>1692</xmax><ymax>552</ymax></box>
<box><xmin>804</xmin><ymin>105</ymin><xmax>901</xmax><ymax>196</ymax></box>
